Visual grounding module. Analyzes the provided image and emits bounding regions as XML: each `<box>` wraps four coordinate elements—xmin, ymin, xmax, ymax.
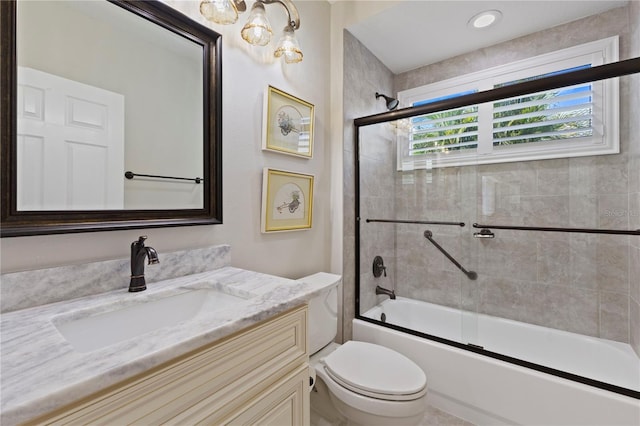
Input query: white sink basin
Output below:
<box><xmin>54</xmin><ymin>289</ymin><xmax>249</xmax><ymax>352</ymax></box>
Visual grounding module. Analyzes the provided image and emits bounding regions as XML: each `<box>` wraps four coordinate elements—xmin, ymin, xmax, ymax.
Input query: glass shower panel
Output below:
<box><xmin>357</xmin><ymin>120</ymin><xmax>476</xmax><ymax>346</ymax></box>
<box><xmin>357</xmin><ymin>122</ymin><xmax>397</xmax><ymax>318</ymax></box>
<box><xmin>463</xmin><ymin>72</ymin><xmax>640</xmax><ymax>392</ymax></box>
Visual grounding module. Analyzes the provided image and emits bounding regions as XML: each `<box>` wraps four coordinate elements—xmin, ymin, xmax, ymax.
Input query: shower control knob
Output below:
<box><xmin>373</xmin><ymin>256</ymin><xmax>387</xmax><ymax>277</ymax></box>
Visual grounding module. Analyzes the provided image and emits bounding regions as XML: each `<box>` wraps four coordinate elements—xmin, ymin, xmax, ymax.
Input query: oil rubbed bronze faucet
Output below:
<box><xmin>375</xmin><ymin>285</ymin><xmax>396</xmax><ymax>300</ymax></box>
<box><xmin>129</xmin><ymin>236</ymin><xmax>159</xmax><ymax>292</ymax></box>
<box><xmin>373</xmin><ymin>256</ymin><xmax>396</xmax><ymax>299</ymax></box>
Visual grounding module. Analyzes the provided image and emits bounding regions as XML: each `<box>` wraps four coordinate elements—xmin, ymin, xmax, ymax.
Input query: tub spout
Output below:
<box><xmin>375</xmin><ymin>285</ymin><xmax>396</xmax><ymax>300</ymax></box>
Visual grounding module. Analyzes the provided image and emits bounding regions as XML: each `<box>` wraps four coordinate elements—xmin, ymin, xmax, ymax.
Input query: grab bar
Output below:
<box><xmin>424</xmin><ymin>230</ymin><xmax>477</xmax><ymax>280</ymax></box>
<box><xmin>124</xmin><ymin>171</ymin><xmax>203</xmax><ymax>184</ymax></box>
<box><xmin>472</xmin><ymin>223</ymin><xmax>640</xmax><ymax>236</ymax></box>
<box><xmin>367</xmin><ymin>218</ymin><xmax>465</xmax><ymax>227</ymax></box>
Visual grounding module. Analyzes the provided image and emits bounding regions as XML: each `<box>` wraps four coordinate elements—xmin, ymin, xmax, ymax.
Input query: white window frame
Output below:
<box><xmin>397</xmin><ymin>36</ymin><xmax>619</xmax><ymax>170</ymax></box>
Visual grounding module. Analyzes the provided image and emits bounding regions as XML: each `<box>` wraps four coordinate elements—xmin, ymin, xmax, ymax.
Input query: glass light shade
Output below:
<box><xmin>241</xmin><ymin>2</ymin><xmax>272</xmax><ymax>46</ymax></box>
<box><xmin>200</xmin><ymin>0</ymin><xmax>239</xmax><ymax>24</ymax></box>
<box><xmin>273</xmin><ymin>25</ymin><xmax>303</xmax><ymax>63</ymax></box>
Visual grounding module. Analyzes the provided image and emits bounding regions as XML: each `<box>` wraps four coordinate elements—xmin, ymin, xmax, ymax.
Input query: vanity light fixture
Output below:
<box><xmin>241</xmin><ymin>2</ymin><xmax>272</xmax><ymax>46</ymax></box>
<box><xmin>273</xmin><ymin>24</ymin><xmax>302</xmax><ymax>63</ymax></box>
<box><xmin>200</xmin><ymin>0</ymin><xmax>303</xmax><ymax>63</ymax></box>
<box><xmin>199</xmin><ymin>0</ymin><xmax>245</xmax><ymax>24</ymax></box>
<box><xmin>468</xmin><ymin>10</ymin><xmax>502</xmax><ymax>29</ymax></box>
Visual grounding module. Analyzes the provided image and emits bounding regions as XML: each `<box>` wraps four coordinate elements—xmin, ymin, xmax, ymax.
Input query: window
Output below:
<box><xmin>397</xmin><ymin>37</ymin><xmax>619</xmax><ymax>170</ymax></box>
<box><xmin>410</xmin><ymin>90</ymin><xmax>479</xmax><ymax>156</ymax></box>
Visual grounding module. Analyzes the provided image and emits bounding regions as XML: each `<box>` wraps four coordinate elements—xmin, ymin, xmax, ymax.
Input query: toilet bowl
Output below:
<box><xmin>311</xmin><ymin>341</ymin><xmax>427</xmax><ymax>426</ymax></box>
<box><xmin>301</xmin><ymin>273</ymin><xmax>428</xmax><ymax>426</ymax></box>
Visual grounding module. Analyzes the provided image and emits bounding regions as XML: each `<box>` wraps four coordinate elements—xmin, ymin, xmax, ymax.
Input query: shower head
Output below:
<box><xmin>375</xmin><ymin>92</ymin><xmax>399</xmax><ymax>110</ymax></box>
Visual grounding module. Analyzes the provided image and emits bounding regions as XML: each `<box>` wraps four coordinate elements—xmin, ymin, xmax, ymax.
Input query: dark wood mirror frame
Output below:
<box><xmin>0</xmin><ymin>0</ymin><xmax>223</xmax><ymax>237</ymax></box>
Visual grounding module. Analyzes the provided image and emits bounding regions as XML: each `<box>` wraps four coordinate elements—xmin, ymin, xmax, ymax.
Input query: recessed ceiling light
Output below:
<box><xmin>468</xmin><ymin>10</ymin><xmax>502</xmax><ymax>29</ymax></box>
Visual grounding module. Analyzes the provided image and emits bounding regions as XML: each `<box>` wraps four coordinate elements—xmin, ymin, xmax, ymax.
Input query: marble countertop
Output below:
<box><xmin>1</xmin><ymin>267</ymin><xmax>335</xmax><ymax>425</ymax></box>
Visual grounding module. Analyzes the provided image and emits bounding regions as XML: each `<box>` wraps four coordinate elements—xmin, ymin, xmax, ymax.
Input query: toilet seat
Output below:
<box><xmin>321</xmin><ymin>341</ymin><xmax>427</xmax><ymax>401</ymax></box>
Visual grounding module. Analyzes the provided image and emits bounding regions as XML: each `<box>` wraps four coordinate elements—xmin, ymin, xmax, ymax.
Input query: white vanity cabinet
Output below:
<box><xmin>26</xmin><ymin>305</ymin><xmax>309</xmax><ymax>426</ymax></box>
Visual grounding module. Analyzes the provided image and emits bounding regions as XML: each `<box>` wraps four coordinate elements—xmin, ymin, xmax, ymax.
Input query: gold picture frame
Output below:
<box><xmin>262</xmin><ymin>85</ymin><xmax>314</xmax><ymax>158</ymax></box>
<box><xmin>261</xmin><ymin>168</ymin><xmax>314</xmax><ymax>232</ymax></box>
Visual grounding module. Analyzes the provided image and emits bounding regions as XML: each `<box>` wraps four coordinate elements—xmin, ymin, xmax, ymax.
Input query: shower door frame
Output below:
<box><xmin>353</xmin><ymin>57</ymin><xmax>640</xmax><ymax>400</ymax></box>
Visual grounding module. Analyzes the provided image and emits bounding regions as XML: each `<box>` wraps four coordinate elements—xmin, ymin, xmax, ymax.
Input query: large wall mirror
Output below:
<box><xmin>1</xmin><ymin>0</ymin><xmax>222</xmax><ymax>237</ymax></box>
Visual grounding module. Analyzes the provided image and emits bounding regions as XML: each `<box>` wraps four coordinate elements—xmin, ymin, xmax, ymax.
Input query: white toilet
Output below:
<box><xmin>302</xmin><ymin>273</ymin><xmax>427</xmax><ymax>426</ymax></box>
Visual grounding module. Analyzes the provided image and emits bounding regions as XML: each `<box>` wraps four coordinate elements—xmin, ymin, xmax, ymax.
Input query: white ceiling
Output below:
<box><xmin>347</xmin><ymin>0</ymin><xmax>629</xmax><ymax>74</ymax></box>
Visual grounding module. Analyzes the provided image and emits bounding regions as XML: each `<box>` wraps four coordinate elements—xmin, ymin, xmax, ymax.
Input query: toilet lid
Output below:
<box><xmin>322</xmin><ymin>341</ymin><xmax>427</xmax><ymax>401</ymax></box>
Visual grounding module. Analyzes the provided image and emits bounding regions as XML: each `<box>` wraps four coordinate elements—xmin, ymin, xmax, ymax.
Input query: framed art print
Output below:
<box><xmin>261</xmin><ymin>168</ymin><xmax>314</xmax><ymax>232</ymax></box>
<box><xmin>262</xmin><ymin>86</ymin><xmax>314</xmax><ymax>158</ymax></box>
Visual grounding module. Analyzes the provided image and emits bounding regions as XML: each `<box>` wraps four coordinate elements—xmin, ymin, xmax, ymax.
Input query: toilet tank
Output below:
<box><xmin>299</xmin><ymin>273</ymin><xmax>341</xmax><ymax>354</ymax></box>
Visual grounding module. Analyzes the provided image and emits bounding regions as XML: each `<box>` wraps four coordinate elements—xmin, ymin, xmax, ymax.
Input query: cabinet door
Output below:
<box><xmin>223</xmin><ymin>365</ymin><xmax>310</xmax><ymax>426</ymax></box>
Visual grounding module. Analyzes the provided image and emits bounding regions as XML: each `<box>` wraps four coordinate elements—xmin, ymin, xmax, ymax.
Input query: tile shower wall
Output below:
<box><xmin>343</xmin><ymin>30</ymin><xmax>395</xmax><ymax>340</ymax></box>
<box><xmin>359</xmin><ymin>124</ymin><xmax>397</xmax><ymax>313</ymax></box>
<box><xmin>393</xmin><ymin>159</ymin><xmax>634</xmax><ymax>341</ymax></box>
<box><xmin>389</xmin><ymin>5</ymin><xmax>639</xmax><ymax>344</ymax></box>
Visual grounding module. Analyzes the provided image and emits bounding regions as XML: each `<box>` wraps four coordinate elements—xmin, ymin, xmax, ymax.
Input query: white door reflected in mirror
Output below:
<box><xmin>16</xmin><ymin>0</ymin><xmax>204</xmax><ymax>211</ymax></box>
<box><xmin>17</xmin><ymin>67</ymin><xmax>125</xmax><ymax>211</ymax></box>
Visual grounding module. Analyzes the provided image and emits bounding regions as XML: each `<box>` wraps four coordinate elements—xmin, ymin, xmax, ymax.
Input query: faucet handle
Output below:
<box><xmin>373</xmin><ymin>256</ymin><xmax>387</xmax><ymax>278</ymax></box>
<box><xmin>135</xmin><ymin>235</ymin><xmax>148</xmax><ymax>244</ymax></box>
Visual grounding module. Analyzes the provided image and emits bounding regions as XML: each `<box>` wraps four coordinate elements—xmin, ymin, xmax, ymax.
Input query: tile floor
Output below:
<box><xmin>310</xmin><ymin>401</ymin><xmax>474</xmax><ymax>426</ymax></box>
<box><xmin>310</xmin><ymin>372</ymin><xmax>473</xmax><ymax>426</ymax></box>
<box><xmin>419</xmin><ymin>405</ymin><xmax>474</xmax><ymax>426</ymax></box>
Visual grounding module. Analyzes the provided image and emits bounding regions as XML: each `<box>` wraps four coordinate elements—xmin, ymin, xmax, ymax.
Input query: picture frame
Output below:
<box><xmin>262</xmin><ymin>85</ymin><xmax>314</xmax><ymax>158</ymax></box>
<box><xmin>261</xmin><ymin>168</ymin><xmax>314</xmax><ymax>233</ymax></box>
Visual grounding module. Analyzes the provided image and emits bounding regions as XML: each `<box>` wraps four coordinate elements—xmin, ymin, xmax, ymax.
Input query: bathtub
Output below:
<box><xmin>353</xmin><ymin>297</ymin><xmax>640</xmax><ymax>426</ymax></box>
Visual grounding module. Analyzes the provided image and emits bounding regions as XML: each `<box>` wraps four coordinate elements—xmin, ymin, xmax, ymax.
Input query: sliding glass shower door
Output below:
<box><xmin>356</xmin><ymin>122</ymin><xmax>477</xmax><ymax>347</ymax></box>
<box><xmin>354</xmin><ymin>68</ymin><xmax>640</xmax><ymax>398</ymax></box>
